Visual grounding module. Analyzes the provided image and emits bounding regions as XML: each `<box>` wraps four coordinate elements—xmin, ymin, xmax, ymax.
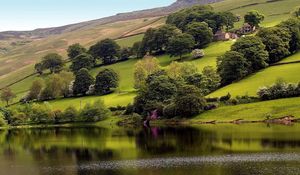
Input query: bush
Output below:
<box><xmin>220</xmin><ymin>93</ymin><xmax>231</xmax><ymax>102</ymax></box>
<box><xmin>257</xmin><ymin>80</ymin><xmax>300</xmax><ymax>100</ymax></box>
<box><xmin>163</xmin><ymin>103</ymin><xmax>177</xmax><ymax>119</ymax></box>
<box><xmin>62</xmin><ymin>106</ymin><xmax>78</xmax><ymax>122</ymax></box>
<box><xmin>123</xmin><ymin>104</ymin><xmax>134</xmax><ymax>115</ymax></box>
<box><xmin>205</xmin><ymin>97</ymin><xmax>219</xmax><ymax>102</ymax></box>
<box><xmin>29</xmin><ymin>103</ymin><xmax>54</xmax><ymax>124</ymax></box>
<box><xmin>0</xmin><ymin>113</ymin><xmax>7</xmax><ymax>126</ymax></box>
<box><xmin>204</xmin><ymin>104</ymin><xmax>218</xmax><ymax>111</ymax></box>
<box><xmin>79</xmin><ymin>100</ymin><xmax>109</xmax><ymax>122</ymax></box>
<box><xmin>109</xmin><ymin>105</ymin><xmax>126</xmax><ymax>112</ymax></box>
<box><xmin>11</xmin><ymin>112</ymin><xmax>27</xmax><ymax>125</ymax></box>
<box><xmin>192</xmin><ymin>49</ymin><xmax>205</xmax><ymax>59</ymax></box>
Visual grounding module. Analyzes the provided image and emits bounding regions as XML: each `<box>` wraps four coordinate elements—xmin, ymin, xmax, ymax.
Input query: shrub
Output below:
<box><xmin>204</xmin><ymin>104</ymin><xmax>218</xmax><ymax>111</ymax></box>
<box><xmin>29</xmin><ymin>103</ymin><xmax>54</xmax><ymax>124</ymax></box>
<box><xmin>79</xmin><ymin>100</ymin><xmax>109</xmax><ymax>122</ymax></box>
<box><xmin>0</xmin><ymin>113</ymin><xmax>7</xmax><ymax>126</ymax></box>
<box><xmin>192</xmin><ymin>49</ymin><xmax>205</xmax><ymax>59</ymax></box>
<box><xmin>11</xmin><ymin>112</ymin><xmax>27</xmax><ymax>125</ymax></box>
<box><xmin>163</xmin><ymin>103</ymin><xmax>177</xmax><ymax>119</ymax></box>
<box><xmin>123</xmin><ymin>104</ymin><xmax>134</xmax><ymax>115</ymax></box>
<box><xmin>205</xmin><ymin>97</ymin><xmax>219</xmax><ymax>103</ymax></box>
<box><xmin>109</xmin><ymin>106</ymin><xmax>126</xmax><ymax>112</ymax></box>
<box><xmin>220</xmin><ymin>93</ymin><xmax>231</xmax><ymax>102</ymax></box>
<box><xmin>62</xmin><ymin>106</ymin><xmax>78</xmax><ymax>122</ymax></box>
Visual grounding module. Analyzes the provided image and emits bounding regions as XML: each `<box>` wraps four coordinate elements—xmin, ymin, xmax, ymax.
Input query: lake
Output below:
<box><xmin>0</xmin><ymin>123</ymin><xmax>300</xmax><ymax>175</ymax></box>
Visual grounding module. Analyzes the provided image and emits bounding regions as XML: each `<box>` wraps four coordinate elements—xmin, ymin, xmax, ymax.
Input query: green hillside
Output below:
<box><xmin>209</xmin><ymin>52</ymin><xmax>300</xmax><ymax>97</ymax></box>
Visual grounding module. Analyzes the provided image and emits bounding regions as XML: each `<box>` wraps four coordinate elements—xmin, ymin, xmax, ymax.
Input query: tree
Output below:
<box><xmin>152</xmin><ymin>24</ymin><xmax>180</xmax><ymax>52</ymax></box>
<box><xmin>257</xmin><ymin>27</ymin><xmax>291</xmax><ymax>63</ymax></box>
<box><xmin>166</xmin><ymin>62</ymin><xmax>199</xmax><ymax>80</ymax></box>
<box><xmin>167</xmin><ymin>33</ymin><xmax>195</xmax><ymax>59</ymax></box>
<box><xmin>39</xmin><ymin>74</ymin><xmax>63</xmax><ymax>100</ymax></box>
<box><xmin>41</xmin><ymin>53</ymin><xmax>64</xmax><ymax>73</ymax></box>
<box><xmin>277</xmin><ymin>18</ymin><xmax>300</xmax><ymax>53</ymax></box>
<box><xmin>70</xmin><ymin>53</ymin><xmax>94</xmax><ymax>72</ymax></box>
<box><xmin>27</xmin><ymin>78</ymin><xmax>44</xmax><ymax>101</ymax></box>
<box><xmin>67</xmin><ymin>43</ymin><xmax>87</xmax><ymax>60</ymax></box>
<box><xmin>73</xmin><ymin>68</ymin><xmax>94</xmax><ymax>96</ymax></box>
<box><xmin>59</xmin><ymin>71</ymin><xmax>74</xmax><ymax>97</ymax></box>
<box><xmin>186</xmin><ymin>22</ymin><xmax>213</xmax><ymax>48</ymax></box>
<box><xmin>1</xmin><ymin>88</ymin><xmax>16</xmax><ymax>106</ymax></box>
<box><xmin>219</xmin><ymin>11</ymin><xmax>237</xmax><ymax>31</ymax></box>
<box><xmin>131</xmin><ymin>41</ymin><xmax>143</xmax><ymax>58</ymax></box>
<box><xmin>134</xmin><ymin>57</ymin><xmax>161</xmax><ymax>89</ymax></box>
<box><xmin>95</xmin><ymin>69</ymin><xmax>119</xmax><ymax>95</ymax></box>
<box><xmin>34</xmin><ymin>63</ymin><xmax>44</xmax><ymax>75</ymax></box>
<box><xmin>200</xmin><ymin>66</ymin><xmax>221</xmax><ymax>94</ymax></box>
<box><xmin>175</xmin><ymin>85</ymin><xmax>206</xmax><ymax>117</ymax></box>
<box><xmin>231</xmin><ymin>36</ymin><xmax>269</xmax><ymax>72</ymax></box>
<box><xmin>140</xmin><ymin>28</ymin><xmax>157</xmax><ymax>54</ymax></box>
<box><xmin>119</xmin><ymin>47</ymin><xmax>131</xmax><ymax>60</ymax></box>
<box><xmin>293</xmin><ymin>7</ymin><xmax>300</xmax><ymax>17</ymax></box>
<box><xmin>89</xmin><ymin>39</ymin><xmax>120</xmax><ymax>65</ymax></box>
<box><xmin>244</xmin><ymin>10</ymin><xmax>265</xmax><ymax>27</ymax></box>
<box><xmin>217</xmin><ymin>51</ymin><xmax>250</xmax><ymax>85</ymax></box>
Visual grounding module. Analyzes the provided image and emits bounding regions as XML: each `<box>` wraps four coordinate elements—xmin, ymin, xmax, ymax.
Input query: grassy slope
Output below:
<box><xmin>209</xmin><ymin>52</ymin><xmax>300</xmax><ymax>97</ymax></box>
<box><xmin>192</xmin><ymin>97</ymin><xmax>300</xmax><ymax>122</ymax></box>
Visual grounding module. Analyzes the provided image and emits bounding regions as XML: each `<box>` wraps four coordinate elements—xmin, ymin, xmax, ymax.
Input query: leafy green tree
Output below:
<box><xmin>231</xmin><ymin>36</ymin><xmax>269</xmax><ymax>72</ymax></box>
<box><xmin>277</xmin><ymin>18</ymin><xmax>300</xmax><ymax>53</ymax></box>
<box><xmin>59</xmin><ymin>71</ymin><xmax>74</xmax><ymax>97</ymax></box>
<box><xmin>134</xmin><ymin>57</ymin><xmax>161</xmax><ymax>89</ymax></box>
<box><xmin>41</xmin><ymin>53</ymin><xmax>64</xmax><ymax>73</ymax></box>
<box><xmin>175</xmin><ymin>85</ymin><xmax>206</xmax><ymax>117</ymax></box>
<box><xmin>257</xmin><ymin>27</ymin><xmax>291</xmax><ymax>63</ymax></box>
<box><xmin>0</xmin><ymin>87</ymin><xmax>16</xmax><ymax>106</ymax></box>
<box><xmin>153</xmin><ymin>24</ymin><xmax>180</xmax><ymax>52</ymax></box>
<box><xmin>200</xmin><ymin>66</ymin><xmax>221</xmax><ymax>94</ymax></box>
<box><xmin>244</xmin><ymin>10</ymin><xmax>265</xmax><ymax>27</ymax></box>
<box><xmin>67</xmin><ymin>43</ymin><xmax>87</xmax><ymax>60</ymax></box>
<box><xmin>217</xmin><ymin>51</ymin><xmax>250</xmax><ymax>85</ymax></box>
<box><xmin>140</xmin><ymin>28</ymin><xmax>157</xmax><ymax>54</ymax></box>
<box><xmin>89</xmin><ymin>39</ymin><xmax>120</xmax><ymax>64</ymax></box>
<box><xmin>166</xmin><ymin>62</ymin><xmax>199</xmax><ymax>80</ymax></box>
<box><xmin>119</xmin><ymin>47</ymin><xmax>131</xmax><ymax>60</ymax></box>
<box><xmin>219</xmin><ymin>11</ymin><xmax>237</xmax><ymax>31</ymax></box>
<box><xmin>34</xmin><ymin>63</ymin><xmax>44</xmax><ymax>75</ymax></box>
<box><xmin>27</xmin><ymin>78</ymin><xmax>44</xmax><ymax>101</ymax></box>
<box><xmin>186</xmin><ymin>22</ymin><xmax>213</xmax><ymax>48</ymax></box>
<box><xmin>167</xmin><ymin>33</ymin><xmax>195</xmax><ymax>59</ymax></box>
<box><xmin>95</xmin><ymin>69</ymin><xmax>119</xmax><ymax>95</ymax></box>
<box><xmin>79</xmin><ymin>100</ymin><xmax>109</xmax><ymax>122</ymax></box>
<box><xmin>73</xmin><ymin>68</ymin><xmax>94</xmax><ymax>96</ymax></box>
<box><xmin>39</xmin><ymin>74</ymin><xmax>63</xmax><ymax>100</ymax></box>
<box><xmin>131</xmin><ymin>41</ymin><xmax>144</xmax><ymax>58</ymax></box>
<box><xmin>70</xmin><ymin>53</ymin><xmax>94</xmax><ymax>72</ymax></box>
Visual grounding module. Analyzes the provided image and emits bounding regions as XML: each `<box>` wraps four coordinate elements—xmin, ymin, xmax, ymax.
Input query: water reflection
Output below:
<box><xmin>0</xmin><ymin>124</ymin><xmax>299</xmax><ymax>175</ymax></box>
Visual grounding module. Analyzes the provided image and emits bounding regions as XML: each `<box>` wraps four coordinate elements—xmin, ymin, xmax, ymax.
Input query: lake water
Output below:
<box><xmin>0</xmin><ymin>123</ymin><xmax>300</xmax><ymax>175</ymax></box>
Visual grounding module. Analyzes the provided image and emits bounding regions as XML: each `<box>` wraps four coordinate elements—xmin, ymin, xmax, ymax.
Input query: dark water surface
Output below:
<box><xmin>0</xmin><ymin>123</ymin><xmax>300</xmax><ymax>175</ymax></box>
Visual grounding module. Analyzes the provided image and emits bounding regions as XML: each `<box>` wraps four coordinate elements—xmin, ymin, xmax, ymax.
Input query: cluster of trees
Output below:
<box><xmin>23</xmin><ymin>68</ymin><xmax>119</xmax><ymax>102</ymax></box>
<box><xmin>258</xmin><ymin>80</ymin><xmax>300</xmax><ymax>101</ymax></box>
<box><xmin>131</xmin><ymin>57</ymin><xmax>220</xmax><ymax>118</ymax></box>
<box><xmin>4</xmin><ymin>100</ymin><xmax>108</xmax><ymax>126</ymax></box>
<box><xmin>132</xmin><ymin>5</ymin><xmax>237</xmax><ymax>59</ymax></box>
<box><xmin>217</xmin><ymin>17</ymin><xmax>300</xmax><ymax>85</ymax></box>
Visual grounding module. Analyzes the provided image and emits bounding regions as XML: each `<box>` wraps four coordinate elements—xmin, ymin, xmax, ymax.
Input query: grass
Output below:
<box><xmin>192</xmin><ymin>96</ymin><xmax>300</xmax><ymax>122</ymax></box>
<box><xmin>116</xmin><ymin>34</ymin><xmax>144</xmax><ymax>47</ymax></box>
<box><xmin>210</xmin><ymin>53</ymin><xmax>300</xmax><ymax>97</ymax></box>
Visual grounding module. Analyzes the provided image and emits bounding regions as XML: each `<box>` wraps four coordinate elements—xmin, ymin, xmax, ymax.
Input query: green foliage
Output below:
<box><xmin>200</xmin><ymin>66</ymin><xmax>221</xmax><ymax>94</ymax></box>
<box><xmin>0</xmin><ymin>113</ymin><xmax>7</xmax><ymax>127</ymax></box>
<box><xmin>167</xmin><ymin>33</ymin><xmax>195</xmax><ymax>59</ymax></box>
<box><xmin>231</xmin><ymin>36</ymin><xmax>269</xmax><ymax>72</ymax></box>
<box><xmin>95</xmin><ymin>69</ymin><xmax>119</xmax><ymax>95</ymax></box>
<box><xmin>28</xmin><ymin>103</ymin><xmax>54</xmax><ymax>124</ymax></box>
<box><xmin>292</xmin><ymin>7</ymin><xmax>300</xmax><ymax>17</ymax></box>
<box><xmin>89</xmin><ymin>39</ymin><xmax>121</xmax><ymax>65</ymax></box>
<box><xmin>67</xmin><ymin>43</ymin><xmax>87</xmax><ymax>60</ymax></box>
<box><xmin>257</xmin><ymin>27</ymin><xmax>291</xmax><ymax>63</ymax></box>
<box><xmin>119</xmin><ymin>47</ymin><xmax>131</xmax><ymax>60</ymax></box>
<box><xmin>34</xmin><ymin>63</ymin><xmax>44</xmax><ymax>75</ymax></box>
<box><xmin>277</xmin><ymin>18</ymin><xmax>300</xmax><ymax>53</ymax></box>
<box><xmin>131</xmin><ymin>41</ymin><xmax>144</xmax><ymax>58</ymax></box>
<box><xmin>217</xmin><ymin>51</ymin><xmax>250</xmax><ymax>85</ymax></box>
<box><xmin>244</xmin><ymin>10</ymin><xmax>265</xmax><ymax>27</ymax></box>
<box><xmin>79</xmin><ymin>100</ymin><xmax>109</xmax><ymax>122</ymax></box>
<box><xmin>134</xmin><ymin>57</ymin><xmax>161</xmax><ymax>89</ymax></box>
<box><xmin>73</xmin><ymin>68</ymin><xmax>94</xmax><ymax>96</ymax></box>
<box><xmin>186</xmin><ymin>22</ymin><xmax>213</xmax><ymax>48</ymax></box>
<box><xmin>26</xmin><ymin>78</ymin><xmax>44</xmax><ymax>101</ymax></box>
<box><xmin>61</xmin><ymin>106</ymin><xmax>78</xmax><ymax>122</ymax></box>
<box><xmin>175</xmin><ymin>85</ymin><xmax>206</xmax><ymax>117</ymax></box>
<box><xmin>70</xmin><ymin>53</ymin><xmax>95</xmax><ymax>72</ymax></box>
<box><xmin>39</xmin><ymin>74</ymin><xmax>63</xmax><ymax>100</ymax></box>
<box><xmin>41</xmin><ymin>53</ymin><xmax>64</xmax><ymax>73</ymax></box>
<box><xmin>257</xmin><ymin>80</ymin><xmax>300</xmax><ymax>101</ymax></box>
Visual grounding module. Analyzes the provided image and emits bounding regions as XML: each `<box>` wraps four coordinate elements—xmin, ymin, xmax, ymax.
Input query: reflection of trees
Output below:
<box><xmin>135</xmin><ymin>126</ymin><xmax>218</xmax><ymax>156</ymax></box>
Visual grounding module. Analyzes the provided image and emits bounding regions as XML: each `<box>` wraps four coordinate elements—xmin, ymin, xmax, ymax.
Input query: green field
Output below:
<box><xmin>192</xmin><ymin>96</ymin><xmax>300</xmax><ymax>122</ymax></box>
<box><xmin>209</xmin><ymin>52</ymin><xmax>300</xmax><ymax>97</ymax></box>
